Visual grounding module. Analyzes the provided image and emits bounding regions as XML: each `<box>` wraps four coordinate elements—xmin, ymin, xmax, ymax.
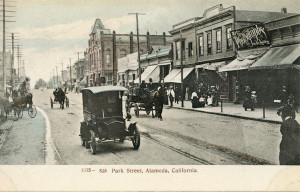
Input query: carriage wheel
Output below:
<box><xmin>28</xmin><ymin>105</ymin><xmax>37</xmax><ymax>118</ymax></box>
<box><xmin>50</xmin><ymin>98</ymin><xmax>53</xmax><ymax>109</ymax></box>
<box><xmin>0</xmin><ymin>105</ymin><xmax>6</xmax><ymax>122</ymax></box>
<box><xmin>11</xmin><ymin>107</ymin><xmax>19</xmax><ymax>121</ymax></box>
<box><xmin>131</xmin><ymin>127</ymin><xmax>140</xmax><ymax>150</ymax></box>
<box><xmin>90</xmin><ymin>130</ymin><xmax>97</xmax><ymax>155</ymax></box>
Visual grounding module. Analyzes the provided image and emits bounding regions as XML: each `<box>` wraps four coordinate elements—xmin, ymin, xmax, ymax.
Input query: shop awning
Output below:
<box><xmin>164</xmin><ymin>69</ymin><xmax>181</xmax><ymax>82</ymax></box>
<box><xmin>197</xmin><ymin>62</ymin><xmax>226</xmax><ymax>71</ymax></box>
<box><xmin>195</xmin><ymin>63</ymin><xmax>209</xmax><ymax>68</ymax></box>
<box><xmin>219</xmin><ymin>58</ymin><xmax>256</xmax><ymax>72</ymax></box>
<box><xmin>249</xmin><ymin>44</ymin><xmax>300</xmax><ymax>70</ymax></box>
<box><xmin>166</xmin><ymin>67</ymin><xmax>194</xmax><ymax>83</ymax></box>
<box><xmin>134</xmin><ymin>65</ymin><xmax>160</xmax><ymax>84</ymax></box>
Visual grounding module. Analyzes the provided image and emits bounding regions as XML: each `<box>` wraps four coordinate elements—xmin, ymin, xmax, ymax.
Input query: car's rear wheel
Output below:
<box><xmin>90</xmin><ymin>130</ymin><xmax>97</xmax><ymax>155</ymax></box>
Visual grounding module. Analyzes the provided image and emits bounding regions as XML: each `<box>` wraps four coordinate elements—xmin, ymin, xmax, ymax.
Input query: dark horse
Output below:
<box><xmin>149</xmin><ymin>89</ymin><xmax>164</xmax><ymax>120</ymax></box>
<box><xmin>12</xmin><ymin>93</ymin><xmax>33</xmax><ymax>108</ymax></box>
<box><xmin>55</xmin><ymin>89</ymin><xmax>66</xmax><ymax>109</ymax></box>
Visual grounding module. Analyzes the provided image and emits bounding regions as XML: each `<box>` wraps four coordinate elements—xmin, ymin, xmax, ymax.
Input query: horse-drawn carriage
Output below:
<box><xmin>0</xmin><ymin>93</ymin><xmax>37</xmax><ymax>121</ymax></box>
<box><xmin>79</xmin><ymin>86</ymin><xmax>140</xmax><ymax>155</ymax></box>
<box><xmin>50</xmin><ymin>88</ymin><xmax>69</xmax><ymax>109</ymax></box>
<box><xmin>127</xmin><ymin>87</ymin><xmax>156</xmax><ymax>117</ymax></box>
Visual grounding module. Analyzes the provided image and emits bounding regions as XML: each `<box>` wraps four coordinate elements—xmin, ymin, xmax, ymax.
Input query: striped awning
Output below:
<box><xmin>250</xmin><ymin>44</ymin><xmax>300</xmax><ymax>70</ymax></box>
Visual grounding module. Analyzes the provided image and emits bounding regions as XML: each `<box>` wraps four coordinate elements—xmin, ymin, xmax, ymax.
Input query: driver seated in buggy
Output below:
<box><xmin>53</xmin><ymin>87</ymin><xmax>64</xmax><ymax>102</ymax></box>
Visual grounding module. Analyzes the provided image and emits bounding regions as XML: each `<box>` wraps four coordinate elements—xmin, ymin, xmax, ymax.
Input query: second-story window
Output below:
<box><xmin>120</xmin><ymin>49</ymin><xmax>126</xmax><ymax>58</ymax></box>
<box><xmin>207</xmin><ymin>31</ymin><xmax>212</xmax><ymax>54</ymax></box>
<box><xmin>198</xmin><ymin>35</ymin><xmax>204</xmax><ymax>56</ymax></box>
<box><xmin>188</xmin><ymin>42</ymin><xmax>193</xmax><ymax>57</ymax></box>
<box><xmin>106</xmin><ymin>49</ymin><xmax>110</xmax><ymax>64</ymax></box>
<box><xmin>216</xmin><ymin>29</ymin><xmax>222</xmax><ymax>52</ymax></box>
<box><xmin>175</xmin><ymin>41</ymin><xmax>180</xmax><ymax>60</ymax></box>
<box><xmin>226</xmin><ymin>27</ymin><xmax>232</xmax><ymax>50</ymax></box>
<box><xmin>181</xmin><ymin>40</ymin><xmax>185</xmax><ymax>59</ymax></box>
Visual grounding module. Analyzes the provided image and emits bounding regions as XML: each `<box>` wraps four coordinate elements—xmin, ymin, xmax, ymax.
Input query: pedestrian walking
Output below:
<box><xmin>155</xmin><ymin>83</ymin><xmax>165</xmax><ymax>121</ymax></box>
<box><xmin>191</xmin><ymin>91</ymin><xmax>199</xmax><ymax>108</ymax></box>
<box><xmin>243</xmin><ymin>86</ymin><xmax>255</xmax><ymax>111</ymax></box>
<box><xmin>185</xmin><ymin>86</ymin><xmax>189</xmax><ymax>101</ymax></box>
<box><xmin>174</xmin><ymin>86</ymin><xmax>179</xmax><ymax>104</ymax></box>
<box><xmin>167</xmin><ymin>86</ymin><xmax>175</xmax><ymax>107</ymax></box>
<box><xmin>279</xmin><ymin>117</ymin><xmax>300</xmax><ymax>165</ymax></box>
<box><xmin>279</xmin><ymin>86</ymin><xmax>288</xmax><ymax>104</ymax></box>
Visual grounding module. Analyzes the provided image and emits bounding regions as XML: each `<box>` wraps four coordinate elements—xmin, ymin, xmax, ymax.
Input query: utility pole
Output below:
<box><xmin>52</xmin><ymin>69</ymin><xmax>54</xmax><ymax>87</ymax></box>
<box><xmin>69</xmin><ymin>58</ymin><xmax>72</xmax><ymax>91</ymax></box>
<box><xmin>180</xmin><ymin>30</ymin><xmax>184</xmax><ymax>107</ymax></box>
<box><xmin>17</xmin><ymin>44</ymin><xmax>19</xmax><ymax>79</ymax></box>
<box><xmin>61</xmin><ymin>61</ymin><xmax>64</xmax><ymax>83</ymax></box>
<box><xmin>11</xmin><ymin>33</ymin><xmax>14</xmax><ymax>87</ymax></box>
<box><xmin>56</xmin><ymin>66</ymin><xmax>58</xmax><ymax>87</ymax></box>
<box><xmin>22</xmin><ymin>60</ymin><xmax>25</xmax><ymax>79</ymax></box>
<box><xmin>128</xmin><ymin>12</ymin><xmax>145</xmax><ymax>86</ymax></box>
<box><xmin>2</xmin><ymin>0</ymin><xmax>6</xmax><ymax>95</ymax></box>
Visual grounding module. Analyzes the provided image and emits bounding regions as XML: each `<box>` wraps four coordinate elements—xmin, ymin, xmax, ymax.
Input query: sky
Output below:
<box><xmin>2</xmin><ymin>0</ymin><xmax>300</xmax><ymax>86</ymax></box>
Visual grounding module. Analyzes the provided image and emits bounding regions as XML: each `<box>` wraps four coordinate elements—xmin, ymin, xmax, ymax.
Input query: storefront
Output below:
<box><xmin>249</xmin><ymin>44</ymin><xmax>300</xmax><ymax>104</ymax></box>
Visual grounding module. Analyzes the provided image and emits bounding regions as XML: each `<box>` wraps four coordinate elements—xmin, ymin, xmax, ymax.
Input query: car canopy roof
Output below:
<box><xmin>82</xmin><ymin>86</ymin><xmax>127</xmax><ymax>94</ymax></box>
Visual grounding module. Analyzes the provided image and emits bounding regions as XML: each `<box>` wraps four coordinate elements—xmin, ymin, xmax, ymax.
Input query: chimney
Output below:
<box><xmin>281</xmin><ymin>8</ymin><xmax>287</xmax><ymax>14</ymax></box>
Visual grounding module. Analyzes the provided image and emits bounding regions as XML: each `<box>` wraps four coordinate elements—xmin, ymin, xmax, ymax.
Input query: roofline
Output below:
<box><xmin>264</xmin><ymin>13</ymin><xmax>300</xmax><ymax>24</ymax></box>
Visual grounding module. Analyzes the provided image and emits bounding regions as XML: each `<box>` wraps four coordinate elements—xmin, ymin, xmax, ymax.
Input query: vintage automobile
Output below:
<box><xmin>79</xmin><ymin>86</ymin><xmax>140</xmax><ymax>155</ymax></box>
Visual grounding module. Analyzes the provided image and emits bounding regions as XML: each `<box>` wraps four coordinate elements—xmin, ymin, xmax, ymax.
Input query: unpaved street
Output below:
<box><xmin>13</xmin><ymin>88</ymin><xmax>279</xmax><ymax>165</ymax></box>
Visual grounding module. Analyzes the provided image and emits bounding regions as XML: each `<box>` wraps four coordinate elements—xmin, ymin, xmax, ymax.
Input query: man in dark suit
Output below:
<box><xmin>156</xmin><ymin>83</ymin><xmax>165</xmax><ymax>121</ymax></box>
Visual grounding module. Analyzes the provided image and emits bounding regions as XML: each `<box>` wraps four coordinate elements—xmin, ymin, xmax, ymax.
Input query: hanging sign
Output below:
<box><xmin>231</xmin><ymin>24</ymin><xmax>271</xmax><ymax>50</ymax></box>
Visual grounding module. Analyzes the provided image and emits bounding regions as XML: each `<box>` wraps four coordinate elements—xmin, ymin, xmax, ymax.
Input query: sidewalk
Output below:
<box><xmin>171</xmin><ymin>100</ymin><xmax>300</xmax><ymax>124</ymax></box>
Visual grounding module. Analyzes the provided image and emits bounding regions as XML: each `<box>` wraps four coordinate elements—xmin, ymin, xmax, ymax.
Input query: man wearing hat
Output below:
<box><xmin>279</xmin><ymin>86</ymin><xmax>288</xmax><ymax>104</ymax></box>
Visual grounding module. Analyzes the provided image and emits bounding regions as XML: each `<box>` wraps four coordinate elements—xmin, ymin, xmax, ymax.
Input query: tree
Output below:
<box><xmin>34</xmin><ymin>78</ymin><xmax>47</xmax><ymax>89</ymax></box>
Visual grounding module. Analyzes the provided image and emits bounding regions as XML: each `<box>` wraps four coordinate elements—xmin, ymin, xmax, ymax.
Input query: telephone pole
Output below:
<box><xmin>69</xmin><ymin>58</ymin><xmax>72</xmax><ymax>90</ymax></box>
<box><xmin>128</xmin><ymin>13</ymin><xmax>145</xmax><ymax>86</ymax></box>
<box><xmin>61</xmin><ymin>61</ymin><xmax>64</xmax><ymax>82</ymax></box>
<box><xmin>56</xmin><ymin>66</ymin><xmax>58</xmax><ymax>87</ymax></box>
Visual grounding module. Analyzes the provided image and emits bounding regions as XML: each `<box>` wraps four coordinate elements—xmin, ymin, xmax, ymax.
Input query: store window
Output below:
<box><xmin>188</xmin><ymin>42</ymin><xmax>193</xmax><ymax>57</ymax></box>
<box><xmin>207</xmin><ymin>31</ymin><xmax>212</xmax><ymax>54</ymax></box>
<box><xmin>107</xmin><ymin>73</ymin><xmax>113</xmax><ymax>85</ymax></box>
<box><xmin>198</xmin><ymin>35</ymin><xmax>204</xmax><ymax>56</ymax></box>
<box><xmin>226</xmin><ymin>27</ymin><xmax>232</xmax><ymax>50</ymax></box>
<box><xmin>133</xmin><ymin>74</ymin><xmax>136</xmax><ymax>80</ymax></box>
<box><xmin>216</xmin><ymin>29</ymin><xmax>222</xmax><ymax>52</ymax></box>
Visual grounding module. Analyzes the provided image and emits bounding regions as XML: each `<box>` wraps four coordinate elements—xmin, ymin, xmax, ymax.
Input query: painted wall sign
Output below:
<box><xmin>231</xmin><ymin>24</ymin><xmax>271</xmax><ymax>50</ymax></box>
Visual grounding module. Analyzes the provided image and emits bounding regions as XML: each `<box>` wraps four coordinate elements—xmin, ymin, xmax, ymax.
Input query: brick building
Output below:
<box><xmin>88</xmin><ymin>18</ymin><xmax>172</xmax><ymax>86</ymax></box>
<box><xmin>168</xmin><ymin>4</ymin><xmax>296</xmax><ymax>100</ymax></box>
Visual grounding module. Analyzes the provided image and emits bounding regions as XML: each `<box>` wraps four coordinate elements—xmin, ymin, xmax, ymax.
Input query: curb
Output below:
<box><xmin>172</xmin><ymin>106</ymin><xmax>282</xmax><ymax>124</ymax></box>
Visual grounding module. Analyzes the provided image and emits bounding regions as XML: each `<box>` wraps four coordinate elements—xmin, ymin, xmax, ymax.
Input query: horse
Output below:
<box><xmin>55</xmin><ymin>89</ymin><xmax>66</xmax><ymax>109</ymax></box>
<box><xmin>149</xmin><ymin>89</ymin><xmax>164</xmax><ymax>120</ymax></box>
<box><xmin>12</xmin><ymin>93</ymin><xmax>33</xmax><ymax>108</ymax></box>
